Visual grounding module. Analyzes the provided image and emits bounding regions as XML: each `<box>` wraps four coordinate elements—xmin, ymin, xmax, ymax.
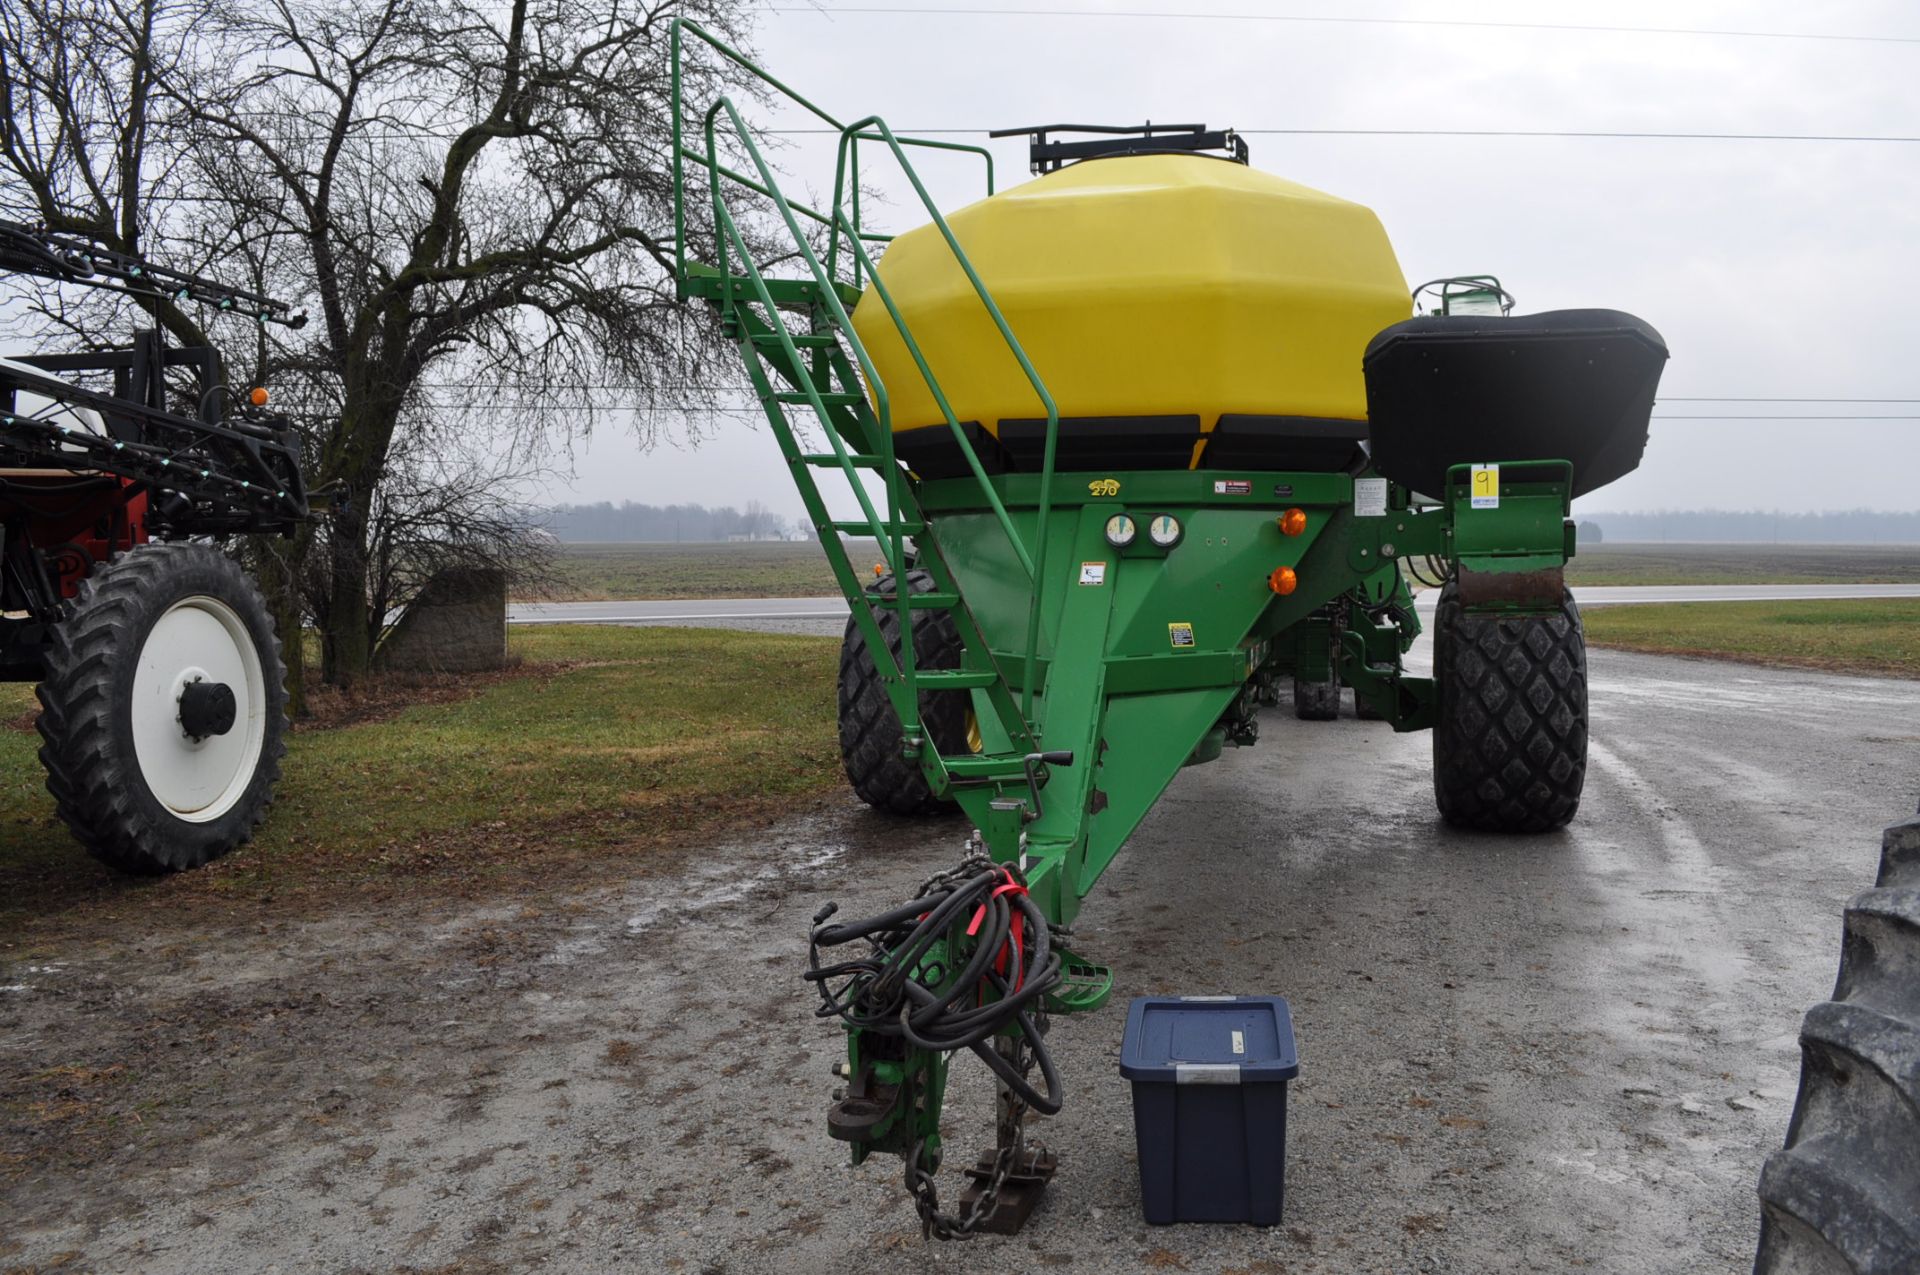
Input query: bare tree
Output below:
<box><xmin>1</xmin><ymin>0</ymin><xmax>766</xmax><ymax>687</ymax></box>
<box><xmin>360</xmin><ymin>435</ymin><xmax>557</xmax><ymax>650</ymax></box>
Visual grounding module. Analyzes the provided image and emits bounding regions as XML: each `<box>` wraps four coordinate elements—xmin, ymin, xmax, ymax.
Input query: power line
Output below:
<box><xmin>770</xmin><ymin>127</ymin><xmax>1920</xmax><ymax>143</ymax></box>
<box><xmin>130</xmin><ymin>121</ymin><xmax>1920</xmax><ymax>146</ymax></box>
<box><xmin>763</xmin><ymin>6</ymin><xmax>1920</xmax><ymax>47</ymax></box>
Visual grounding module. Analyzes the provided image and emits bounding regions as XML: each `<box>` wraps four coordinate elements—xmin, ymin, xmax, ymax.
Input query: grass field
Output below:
<box><xmin>540</xmin><ymin>539</ymin><xmax>882</xmax><ymax>601</ymax></box>
<box><xmin>0</xmin><ymin>626</ymin><xmax>845</xmax><ymax>935</ymax></box>
<box><xmin>1582</xmin><ymin>598</ymin><xmax>1920</xmax><ymax>678</ymax></box>
<box><xmin>1565</xmin><ymin>542</ymin><xmax>1920</xmax><ymax>586</ymax></box>
<box><xmin>535</xmin><ymin>539</ymin><xmax>1920</xmax><ymax>601</ymax></box>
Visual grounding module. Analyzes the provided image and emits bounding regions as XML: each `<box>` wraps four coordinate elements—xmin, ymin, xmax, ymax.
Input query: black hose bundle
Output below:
<box><xmin>804</xmin><ymin>857</ymin><xmax>1064</xmax><ymax>1114</ymax></box>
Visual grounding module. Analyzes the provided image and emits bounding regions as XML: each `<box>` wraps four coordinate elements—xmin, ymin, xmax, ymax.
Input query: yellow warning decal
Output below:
<box><xmin>1169</xmin><ymin>622</ymin><xmax>1195</xmax><ymax>649</ymax></box>
<box><xmin>1470</xmin><ymin>463</ymin><xmax>1500</xmax><ymax>509</ymax></box>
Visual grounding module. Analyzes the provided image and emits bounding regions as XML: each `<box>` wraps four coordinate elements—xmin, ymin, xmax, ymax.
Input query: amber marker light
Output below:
<box><xmin>1278</xmin><ymin>507</ymin><xmax>1307</xmax><ymax>537</ymax></box>
<box><xmin>1268</xmin><ymin>566</ymin><xmax>1298</xmax><ymax>595</ymax></box>
<box><xmin>873</xmin><ymin>563</ymin><xmax>886</xmax><ymax>577</ymax></box>
<box><xmin>248</xmin><ymin>386</ymin><xmax>270</xmax><ymax>407</ymax></box>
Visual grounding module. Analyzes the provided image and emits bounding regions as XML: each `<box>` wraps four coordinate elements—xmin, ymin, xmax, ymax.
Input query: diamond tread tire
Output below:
<box><xmin>1755</xmin><ymin>813</ymin><xmax>1920</xmax><ymax>1275</ymax></box>
<box><xmin>1431</xmin><ymin>582</ymin><xmax>1586</xmax><ymax>833</ymax></box>
<box><xmin>36</xmin><ymin>544</ymin><xmax>288</xmax><ymax>874</ymax></box>
<box><xmin>836</xmin><ymin>569</ymin><xmax>969</xmax><ymax>817</ymax></box>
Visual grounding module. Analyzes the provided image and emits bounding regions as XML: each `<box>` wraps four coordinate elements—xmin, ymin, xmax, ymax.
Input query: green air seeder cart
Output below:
<box><xmin>669</xmin><ymin>23</ymin><xmax>1667</xmax><ymax>1238</ymax></box>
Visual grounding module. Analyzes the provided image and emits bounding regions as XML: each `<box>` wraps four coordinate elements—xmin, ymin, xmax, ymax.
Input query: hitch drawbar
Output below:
<box><xmin>805</xmin><ymin>856</ymin><xmax>1075</xmax><ymax>1238</ymax></box>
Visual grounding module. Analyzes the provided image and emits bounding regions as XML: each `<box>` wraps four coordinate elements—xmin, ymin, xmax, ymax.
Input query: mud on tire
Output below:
<box><xmin>36</xmin><ymin>543</ymin><xmax>288</xmax><ymax>874</ymax></box>
<box><xmin>1754</xmin><ymin>811</ymin><xmax>1920</xmax><ymax>1274</ymax></box>
<box><xmin>836</xmin><ymin>569</ymin><xmax>970</xmax><ymax>817</ymax></box>
<box><xmin>1431</xmin><ymin>582</ymin><xmax>1586</xmax><ymax>833</ymax></box>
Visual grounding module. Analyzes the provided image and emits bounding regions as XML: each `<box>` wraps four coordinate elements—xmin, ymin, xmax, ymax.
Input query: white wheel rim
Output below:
<box><xmin>130</xmin><ymin>594</ymin><xmax>267</xmax><ymax>822</ymax></box>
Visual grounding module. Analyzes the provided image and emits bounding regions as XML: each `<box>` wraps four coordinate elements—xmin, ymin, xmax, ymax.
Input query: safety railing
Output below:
<box><xmin>669</xmin><ymin>18</ymin><xmax>1062</xmax><ymax>719</ymax></box>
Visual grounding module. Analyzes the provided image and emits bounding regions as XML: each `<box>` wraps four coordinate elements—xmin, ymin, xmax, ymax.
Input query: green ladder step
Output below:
<box><xmin>941</xmin><ymin>751</ymin><xmax>1040</xmax><ymax>779</ymax></box>
<box><xmin>797</xmin><ymin>453</ymin><xmax>886</xmax><ymax>469</ymax></box>
<box><xmin>862</xmin><ymin>592</ymin><xmax>959</xmax><ymax>610</ymax></box>
<box><xmin>683</xmin><ymin>265</ymin><xmax>860</xmax><ymax>309</ymax></box>
<box><xmin>772</xmin><ymin>390</ymin><xmax>864</xmax><ymax>407</ymax></box>
<box><xmin>752</xmin><ymin>331</ymin><xmax>839</xmax><ymax>349</ymax></box>
<box><xmin>910</xmin><ymin>670</ymin><xmax>998</xmax><ymax>690</ymax></box>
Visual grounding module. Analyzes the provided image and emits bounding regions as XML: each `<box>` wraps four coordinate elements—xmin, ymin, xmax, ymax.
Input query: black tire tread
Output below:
<box><xmin>1755</xmin><ymin>813</ymin><xmax>1920</xmax><ymax>1274</ymax></box>
<box><xmin>35</xmin><ymin>543</ymin><xmax>288</xmax><ymax>874</ymax></box>
<box><xmin>1293</xmin><ymin>675</ymin><xmax>1339</xmax><ymax>721</ymax></box>
<box><xmin>1431</xmin><ymin>583</ymin><xmax>1587</xmax><ymax>833</ymax></box>
<box><xmin>836</xmin><ymin>570</ymin><xmax>969</xmax><ymax>817</ymax></box>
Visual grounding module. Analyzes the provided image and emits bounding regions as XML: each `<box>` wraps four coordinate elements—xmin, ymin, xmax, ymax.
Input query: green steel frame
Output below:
<box><xmin>668</xmin><ymin>17</ymin><xmax>1579</xmax><ymax>1195</ymax></box>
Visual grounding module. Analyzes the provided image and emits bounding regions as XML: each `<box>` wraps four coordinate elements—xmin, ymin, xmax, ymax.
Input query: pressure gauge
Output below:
<box><xmin>1104</xmin><ymin>513</ymin><xmax>1138</xmax><ymax>548</ymax></box>
<box><xmin>1147</xmin><ymin>514</ymin><xmax>1183</xmax><ymax>549</ymax></box>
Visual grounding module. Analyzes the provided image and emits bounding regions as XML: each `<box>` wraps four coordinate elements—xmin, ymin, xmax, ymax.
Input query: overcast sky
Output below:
<box><xmin>536</xmin><ymin>0</ymin><xmax>1919</xmax><ymax>525</ymax></box>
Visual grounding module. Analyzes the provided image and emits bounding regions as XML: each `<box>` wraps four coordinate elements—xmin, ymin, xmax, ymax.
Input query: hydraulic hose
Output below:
<box><xmin>805</xmin><ymin>857</ymin><xmax>1065</xmax><ymax>1113</ymax></box>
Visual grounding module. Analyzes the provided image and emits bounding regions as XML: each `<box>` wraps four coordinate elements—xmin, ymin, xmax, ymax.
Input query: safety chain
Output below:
<box><xmin>904</xmin><ymin>1024</ymin><xmax>1043</xmax><ymax>1240</ymax></box>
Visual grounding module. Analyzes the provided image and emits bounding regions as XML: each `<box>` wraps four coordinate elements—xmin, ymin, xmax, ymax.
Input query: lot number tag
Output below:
<box><xmin>1471</xmin><ymin>463</ymin><xmax>1500</xmax><ymax>509</ymax></box>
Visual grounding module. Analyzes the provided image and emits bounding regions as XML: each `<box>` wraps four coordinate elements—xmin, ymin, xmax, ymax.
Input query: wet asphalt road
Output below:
<box><xmin>4</xmin><ymin>638</ymin><xmax>1915</xmax><ymax>1274</ymax></box>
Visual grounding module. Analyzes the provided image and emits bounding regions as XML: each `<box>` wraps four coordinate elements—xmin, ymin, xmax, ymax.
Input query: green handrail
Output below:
<box><xmin>670</xmin><ymin>22</ymin><xmax>993</xmax><ymax>290</ymax></box>
<box><xmin>703</xmin><ymin>101</ymin><xmax>896</xmax><ymax>566</ymax></box>
<box><xmin>671</xmin><ymin>16</ymin><xmax>1065</xmax><ymax>722</ymax></box>
<box><xmin>703</xmin><ymin>97</ymin><xmax>928</xmax><ymax>724</ymax></box>
<box><xmin>672</xmin><ymin>21</ymin><xmax>844</xmax><ymax>286</ymax></box>
<box><xmin>828</xmin><ymin>117</ymin><xmax>1060</xmax><ymax>716</ymax></box>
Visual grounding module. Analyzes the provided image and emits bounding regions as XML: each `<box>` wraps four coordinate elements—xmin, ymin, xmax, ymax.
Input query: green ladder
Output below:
<box><xmin>671</xmin><ymin>23</ymin><xmax>1070</xmax><ymax>804</ymax></box>
<box><xmin>695</xmin><ymin>266</ymin><xmax>1039</xmax><ymax>792</ymax></box>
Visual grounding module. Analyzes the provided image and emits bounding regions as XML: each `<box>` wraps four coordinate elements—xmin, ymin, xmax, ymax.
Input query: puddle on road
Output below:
<box><xmin>621</xmin><ymin>840</ymin><xmax>846</xmax><ymax>937</ymax></box>
<box><xmin>535</xmin><ymin>807</ymin><xmax>931</xmax><ymax>967</ymax></box>
<box><xmin>0</xmin><ymin>963</ymin><xmax>68</xmax><ymax>996</ymax></box>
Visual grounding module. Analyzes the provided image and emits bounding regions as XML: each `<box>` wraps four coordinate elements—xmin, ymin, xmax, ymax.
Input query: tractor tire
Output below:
<box><xmin>1293</xmin><ymin>673</ymin><xmax>1340</xmax><ymax>721</ymax></box>
<box><xmin>837</xmin><ymin>569</ymin><xmax>970</xmax><ymax>817</ymax></box>
<box><xmin>1754</xmin><ymin>811</ymin><xmax>1920</xmax><ymax>1275</ymax></box>
<box><xmin>36</xmin><ymin>543</ymin><xmax>287</xmax><ymax>874</ymax></box>
<box><xmin>1430</xmin><ymin>581</ymin><xmax>1586</xmax><ymax>833</ymax></box>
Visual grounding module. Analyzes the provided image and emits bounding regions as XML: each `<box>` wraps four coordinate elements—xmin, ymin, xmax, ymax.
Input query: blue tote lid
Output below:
<box><xmin>1118</xmin><ymin>995</ymin><xmax>1299</xmax><ymax>1083</ymax></box>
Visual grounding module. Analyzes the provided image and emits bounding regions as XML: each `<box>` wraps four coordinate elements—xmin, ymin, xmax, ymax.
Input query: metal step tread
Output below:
<box><xmin>772</xmin><ymin>390</ymin><xmax>864</xmax><ymax>407</ymax></box>
<box><xmin>860</xmin><ymin>591</ymin><xmax>960</xmax><ymax>610</ymax></box>
<box><xmin>909</xmin><ymin>669</ymin><xmax>998</xmax><ymax>690</ymax></box>
<box><xmin>752</xmin><ymin>331</ymin><xmax>839</xmax><ymax>349</ymax></box>
<box><xmin>797</xmin><ymin>452</ymin><xmax>886</xmax><ymax>469</ymax></box>
<box><xmin>942</xmin><ymin>751</ymin><xmax>1042</xmax><ymax>779</ymax></box>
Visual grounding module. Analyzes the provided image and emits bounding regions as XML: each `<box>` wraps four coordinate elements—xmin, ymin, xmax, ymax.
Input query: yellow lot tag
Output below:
<box><xmin>1169</xmin><ymin>622</ymin><xmax>1195</xmax><ymax>648</ymax></box>
<box><xmin>1471</xmin><ymin>463</ymin><xmax>1500</xmax><ymax>509</ymax></box>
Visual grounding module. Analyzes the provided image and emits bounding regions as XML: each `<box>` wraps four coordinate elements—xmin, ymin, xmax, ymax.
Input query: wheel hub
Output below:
<box><xmin>177</xmin><ymin>678</ymin><xmax>238</xmax><ymax>740</ymax></box>
<box><xmin>130</xmin><ymin>596</ymin><xmax>267</xmax><ymax>820</ymax></box>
